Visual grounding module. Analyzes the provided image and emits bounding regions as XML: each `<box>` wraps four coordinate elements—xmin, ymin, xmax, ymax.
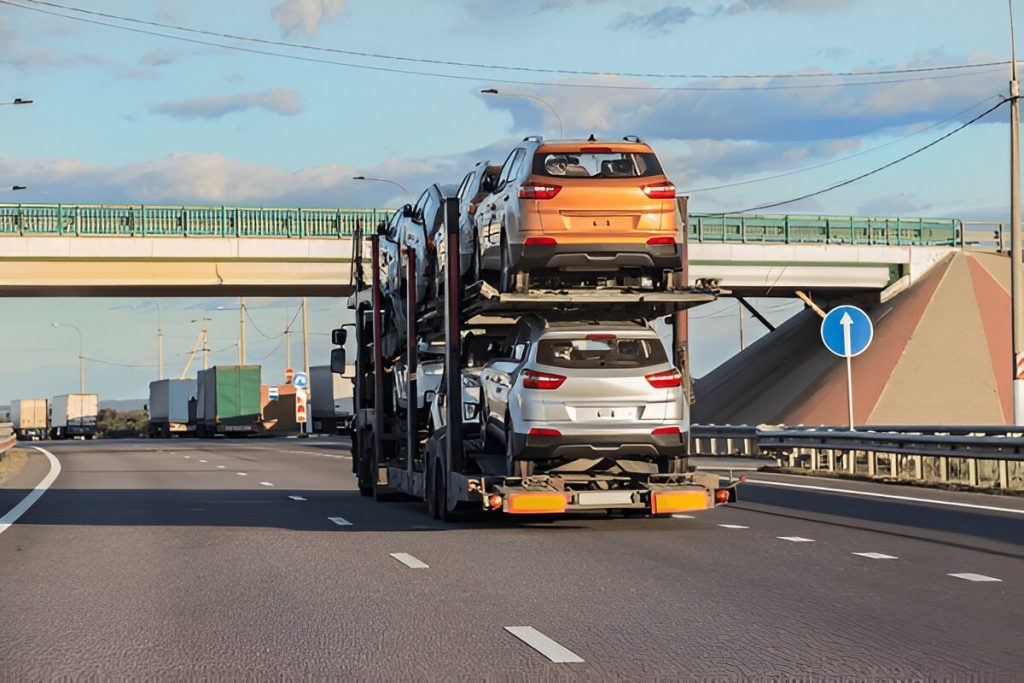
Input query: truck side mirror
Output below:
<box><xmin>330</xmin><ymin>347</ymin><xmax>347</xmax><ymax>374</ymax></box>
<box><xmin>332</xmin><ymin>328</ymin><xmax>347</xmax><ymax>346</ymax></box>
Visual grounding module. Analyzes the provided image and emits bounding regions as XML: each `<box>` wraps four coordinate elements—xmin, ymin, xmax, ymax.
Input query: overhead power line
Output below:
<box><xmin>0</xmin><ymin>0</ymin><xmax>1008</xmax><ymax>92</ymax></box>
<box><xmin>13</xmin><ymin>0</ymin><xmax>1015</xmax><ymax>82</ymax></box>
<box><xmin>719</xmin><ymin>98</ymin><xmax>1008</xmax><ymax>214</ymax></box>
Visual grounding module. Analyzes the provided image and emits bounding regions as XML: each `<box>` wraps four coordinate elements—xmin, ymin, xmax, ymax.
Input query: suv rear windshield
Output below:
<box><xmin>532</xmin><ymin>151</ymin><xmax>663</xmax><ymax>179</ymax></box>
<box><xmin>536</xmin><ymin>336</ymin><xmax>668</xmax><ymax>369</ymax></box>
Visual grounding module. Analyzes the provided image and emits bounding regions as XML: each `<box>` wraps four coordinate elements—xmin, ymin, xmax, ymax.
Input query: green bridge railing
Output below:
<box><xmin>0</xmin><ymin>204</ymin><xmax>963</xmax><ymax>246</ymax></box>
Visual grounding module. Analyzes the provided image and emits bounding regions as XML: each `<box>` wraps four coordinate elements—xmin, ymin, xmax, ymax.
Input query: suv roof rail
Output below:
<box><xmin>623</xmin><ymin>135</ymin><xmax>643</xmax><ymax>143</ymax></box>
<box><xmin>522</xmin><ymin>135</ymin><xmax>543</xmax><ymax>142</ymax></box>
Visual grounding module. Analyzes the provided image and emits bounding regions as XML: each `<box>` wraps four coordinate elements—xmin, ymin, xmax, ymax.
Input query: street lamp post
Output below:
<box><xmin>352</xmin><ymin>176</ymin><xmax>413</xmax><ymax>202</ymax></box>
<box><xmin>1011</xmin><ymin>0</ymin><xmax>1024</xmax><ymax>425</ymax></box>
<box><xmin>52</xmin><ymin>322</ymin><xmax>85</xmax><ymax>394</ymax></box>
<box><xmin>480</xmin><ymin>88</ymin><xmax>565</xmax><ymax>139</ymax></box>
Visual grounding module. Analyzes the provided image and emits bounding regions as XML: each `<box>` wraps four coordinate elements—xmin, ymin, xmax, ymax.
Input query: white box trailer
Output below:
<box><xmin>11</xmin><ymin>398</ymin><xmax>48</xmax><ymax>441</ymax></box>
<box><xmin>50</xmin><ymin>393</ymin><xmax>99</xmax><ymax>440</ymax></box>
<box><xmin>310</xmin><ymin>364</ymin><xmax>354</xmax><ymax>434</ymax></box>
<box><xmin>148</xmin><ymin>379</ymin><xmax>197</xmax><ymax>437</ymax></box>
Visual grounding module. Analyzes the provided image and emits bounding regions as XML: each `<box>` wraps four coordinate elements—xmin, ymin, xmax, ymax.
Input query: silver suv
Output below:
<box><xmin>478</xmin><ymin>315</ymin><xmax>688</xmax><ymax>476</ymax></box>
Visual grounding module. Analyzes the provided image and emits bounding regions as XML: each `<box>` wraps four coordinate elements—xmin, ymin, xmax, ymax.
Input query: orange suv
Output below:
<box><xmin>474</xmin><ymin>136</ymin><xmax>682</xmax><ymax>292</ymax></box>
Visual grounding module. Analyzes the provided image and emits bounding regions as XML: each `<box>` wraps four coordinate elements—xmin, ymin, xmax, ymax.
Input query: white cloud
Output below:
<box><xmin>271</xmin><ymin>0</ymin><xmax>346</xmax><ymax>36</ymax></box>
<box><xmin>152</xmin><ymin>89</ymin><xmax>304</xmax><ymax>120</ymax></box>
<box><xmin>615</xmin><ymin>5</ymin><xmax>696</xmax><ymax>32</ymax></box>
<box><xmin>140</xmin><ymin>50</ymin><xmax>176</xmax><ymax>67</ymax></box>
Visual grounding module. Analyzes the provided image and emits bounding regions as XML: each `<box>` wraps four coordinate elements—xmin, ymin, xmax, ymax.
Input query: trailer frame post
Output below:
<box><xmin>443</xmin><ymin>196</ymin><xmax>464</xmax><ymax>475</ymax></box>
<box><xmin>405</xmin><ymin>247</ymin><xmax>418</xmax><ymax>475</ymax></box>
<box><xmin>371</xmin><ymin>234</ymin><xmax>385</xmax><ymax>487</ymax></box>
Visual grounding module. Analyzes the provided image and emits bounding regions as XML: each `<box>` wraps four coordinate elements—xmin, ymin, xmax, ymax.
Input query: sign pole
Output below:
<box><xmin>841</xmin><ymin>311</ymin><xmax>855</xmax><ymax>430</ymax></box>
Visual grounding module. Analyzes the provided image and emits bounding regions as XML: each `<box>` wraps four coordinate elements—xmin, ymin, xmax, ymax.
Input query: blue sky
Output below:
<box><xmin>0</xmin><ymin>0</ymin><xmax>1020</xmax><ymax>401</ymax></box>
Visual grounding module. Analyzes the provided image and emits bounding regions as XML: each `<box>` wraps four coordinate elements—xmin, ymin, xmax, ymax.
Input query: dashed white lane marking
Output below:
<box><xmin>505</xmin><ymin>627</ymin><xmax>584</xmax><ymax>664</ymax></box>
<box><xmin>288</xmin><ymin>495</ymin><xmax>307</xmax><ymax>501</ymax></box>
<box><xmin>328</xmin><ymin>516</ymin><xmax>352</xmax><ymax>527</ymax></box>
<box><xmin>948</xmin><ymin>573</ymin><xmax>1002</xmax><ymax>582</ymax></box>
<box><xmin>853</xmin><ymin>552</ymin><xmax>898</xmax><ymax>560</ymax></box>
<box><xmin>184</xmin><ymin>455</ymin><xmax>191</xmax><ymax>459</ymax></box>
<box><xmin>390</xmin><ymin>552</ymin><xmax>429</xmax><ymax>569</ymax></box>
<box><xmin>0</xmin><ymin>447</ymin><xmax>62</xmax><ymax>537</ymax></box>
<box><xmin>259</xmin><ymin>481</ymin><xmax>274</xmax><ymax>487</ymax></box>
<box><xmin>216</xmin><ymin>465</ymin><xmax>225</xmax><ymax>469</ymax></box>
<box><xmin>199</xmin><ymin>459</ymin><xmax>207</xmax><ymax>463</ymax></box>
<box><xmin>671</xmin><ymin>514</ymin><xmax>695</xmax><ymax>519</ymax></box>
<box><xmin>237</xmin><ymin>472</ymin><xmax>247</xmax><ymax>477</ymax></box>
<box><xmin>778</xmin><ymin>536</ymin><xmax>815</xmax><ymax>543</ymax></box>
<box><xmin>746</xmin><ymin>478</ymin><xmax>1024</xmax><ymax>516</ymax></box>
<box><xmin>718</xmin><ymin>524</ymin><xmax>749</xmax><ymax>529</ymax></box>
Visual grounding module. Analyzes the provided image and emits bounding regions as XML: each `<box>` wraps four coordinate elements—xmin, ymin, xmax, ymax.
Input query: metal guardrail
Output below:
<box><xmin>0</xmin><ymin>204</ymin><xmax>969</xmax><ymax>247</ymax></box>
<box><xmin>0</xmin><ymin>205</ymin><xmax>391</xmax><ymax>238</ymax></box>
<box><xmin>692</xmin><ymin>425</ymin><xmax>1024</xmax><ymax>490</ymax></box>
<box><xmin>688</xmin><ymin>214</ymin><xmax>961</xmax><ymax>246</ymax></box>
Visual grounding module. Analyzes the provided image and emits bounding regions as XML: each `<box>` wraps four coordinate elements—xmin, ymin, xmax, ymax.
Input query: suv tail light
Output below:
<box><xmin>524</xmin><ymin>236</ymin><xmax>557</xmax><ymax>246</ymax></box>
<box><xmin>651</xmin><ymin>425</ymin><xmax>681</xmax><ymax>435</ymax></box>
<box><xmin>529</xmin><ymin>427</ymin><xmax>561</xmax><ymax>437</ymax></box>
<box><xmin>519</xmin><ymin>183</ymin><xmax>562</xmax><ymax>200</ymax></box>
<box><xmin>646</xmin><ymin>236</ymin><xmax>675</xmax><ymax>245</ymax></box>
<box><xmin>522</xmin><ymin>369</ymin><xmax>566</xmax><ymax>390</ymax></box>
<box><xmin>645</xmin><ymin>368</ymin><xmax>682</xmax><ymax>388</ymax></box>
<box><xmin>642</xmin><ymin>182</ymin><xmax>676</xmax><ymax>199</ymax></box>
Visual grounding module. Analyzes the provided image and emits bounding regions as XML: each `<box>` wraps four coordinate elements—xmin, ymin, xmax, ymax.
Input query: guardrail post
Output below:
<box><xmin>998</xmin><ymin>459</ymin><xmax>1010</xmax><ymax>489</ymax></box>
<box><xmin>912</xmin><ymin>455</ymin><xmax>923</xmax><ymax>480</ymax></box>
<box><xmin>967</xmin><ymin>458</ymin><xmax>979</xmax><ymax>487</ymax></box>
<box><xmin>867</xmin><ymin>451</ymin><xmax>877</xmax><ymax>477</ymax></box>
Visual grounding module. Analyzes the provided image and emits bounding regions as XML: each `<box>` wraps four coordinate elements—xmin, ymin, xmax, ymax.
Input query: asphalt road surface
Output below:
<box><xmin>1</xmin><ymin>438</ymin><xmax>1022</xmax><ymax>680</ymax></box>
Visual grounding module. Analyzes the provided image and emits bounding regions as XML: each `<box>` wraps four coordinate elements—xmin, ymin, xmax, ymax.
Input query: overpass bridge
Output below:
<box><xmin>0</xmin><ymin>203</ymin><xmax>996</xmax><ymax>297</ymax></box>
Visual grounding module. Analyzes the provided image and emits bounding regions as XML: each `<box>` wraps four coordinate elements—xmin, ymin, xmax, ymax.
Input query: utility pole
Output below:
<box><xmin>1011</xmin><ymin>0</ymin><xmax>1024</xmax><ymax>424</ymax></box>
<box><xmin>157</xmin><ymin>327</ymin><xmax>164</xmax><ymax>379</ymax></box>
<box><xmin>202</xmin><ymin>319</ymin><xmax>210</xmax><ymax>370</ymax></box>
<box><xmin>285</xmin><ymin>327</ymin><xmax>292</xmax><ymax>370</ymax></box>
<box><xmin>239</xmin><ymin>296</ymin><xmax>247</xmax><ymax>365</ymax></box>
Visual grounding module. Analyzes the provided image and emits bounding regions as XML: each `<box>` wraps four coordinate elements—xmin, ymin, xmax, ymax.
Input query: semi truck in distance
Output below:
<box><xmin>310</xmin><ymin>364</ymin><xmax>354</xmax><ymax>434</ymax></box>
<box><xmin>11</xmin><ymin>398</ymin><xmax>48</xmax><ymax>441</ymax></box>
<box><xmin>147</xmin><ymin>379</ymin><xmax>197</xmax><ymax>438</ymax></box>
<box><xmin>50</xmin><ymin>393</ymin><xmax>99</xmax><ymax>440</ymax></box>
<box><xmin>196</xmin><ymin>365</ymin><xmax>262</xmax><ymax>437</ymax></box>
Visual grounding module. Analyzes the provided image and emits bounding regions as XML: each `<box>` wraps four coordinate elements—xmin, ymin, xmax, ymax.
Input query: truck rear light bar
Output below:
<box><xmin>522</xmin><ymin>369</ymin><xmax>566</xmax><ymax>390</ymax></box>
<box><xmin>505</xmin><ymin>491</ymin><xmax>568</xmax><ymax>514</ymax></box>
<box><xmin>650</xmin><ymin>490</ymin><xmax>709</xmax><ymax>515</ymax></box>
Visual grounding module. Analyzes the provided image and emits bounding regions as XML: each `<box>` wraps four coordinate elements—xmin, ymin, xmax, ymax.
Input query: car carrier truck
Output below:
<box><xmin>334</xmin><ymin>194</ymin><xmax>738</xmax><ymax>520</ymax></box>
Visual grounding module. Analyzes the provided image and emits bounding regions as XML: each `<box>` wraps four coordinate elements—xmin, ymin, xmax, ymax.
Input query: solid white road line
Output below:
<box><xmin>288</xmin><ymin>495</ymin><xmax>307</xmax><ymax>501</ymax></box>
<box><xmin>671</xmin><ymin>514</ymin><xmax>695</xmax><ymax>519</ymax></box>
<box><xmin>778</xmin><ymin>536</ymin><xmax>815</xmax><ymax>543</ymax></box>
<box><xmin>746</xmin><ymin>478</ymin><xmax>1024</xmax><ymax>516</ymax></box>
<box><xmin>259</xmin><ymin>481</ymin><xmax>274</xmax><ymax>487</ymax></box>
<box><xmin>504</xmin><ymin>627</ymin><xmax>584</xmax><ymax>664</ymax></box>
<box><xmin>948</xmin><ymin>573</ymin><xmax>1002</xmax><ymax>582</ymax></box>
<box><xmin>0</xmin><ymin>446</ymin><xmax>62</xmax><ymax>537</ymax></box>
<box><xmin>853</xmin><ymin>552</ymin><xmax>898</xmax><ymax>560</ymax></box>
<box><xmin>390</xmin><ymin>552</ymin><xmax>429</xmax><ymax>569</ymax></box>
<box><xmin>718</xmin><ymin>524</ymin><xmax>749</xmax><ymax>529</ymax></box>
<box><xmin>328</xmin><ymin>516</ymin><xmax>352</xmax><ymax>526</ymax></box>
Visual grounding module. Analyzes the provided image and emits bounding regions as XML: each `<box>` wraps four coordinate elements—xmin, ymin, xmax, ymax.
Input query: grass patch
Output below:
<box><xmin>0</xmin><ymin>448</ymin><xmax>30</xmax><ymax>487</ymax></box>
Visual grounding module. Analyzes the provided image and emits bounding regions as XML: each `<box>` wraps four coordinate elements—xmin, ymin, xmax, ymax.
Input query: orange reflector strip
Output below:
<box><xmin>505</xmin><ymin>491</ymin><xmax>568</xmax><ymax>515</ymax></box>
<box><xmin>650</xmin><ymin>490</ymin><xmax>709</xmax><ymax>515</ymax></box>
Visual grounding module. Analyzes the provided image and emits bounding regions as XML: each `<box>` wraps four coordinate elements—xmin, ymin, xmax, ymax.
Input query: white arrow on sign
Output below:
<box><xmin>840</xmin><ymin>311</ymin><xmax>853</xmax><ymax>358</ymax></box>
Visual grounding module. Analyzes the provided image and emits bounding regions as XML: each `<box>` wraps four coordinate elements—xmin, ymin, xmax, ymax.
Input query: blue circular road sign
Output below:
<box><xmin>821</xmin><ymin>305</ymin><xmax>873</xmax><ymax>358</ymax></box>
<box><xmin>291</xmin><ymin>371</ymin><xmax>309</xmax><ymax>389</ymax></box>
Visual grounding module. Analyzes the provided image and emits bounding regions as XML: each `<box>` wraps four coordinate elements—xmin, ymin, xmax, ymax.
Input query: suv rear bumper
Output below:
<box><xmin>511</xmin><ymin>427</ymin><xmax>687</xmax><ymax>461</ymax></box>
<box><xmin>511</xmin><ymin>240</ymin><xmax>681</xmax><ymax>272</ymax></box>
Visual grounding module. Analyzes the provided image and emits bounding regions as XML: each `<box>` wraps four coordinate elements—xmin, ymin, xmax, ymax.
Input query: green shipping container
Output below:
<box><xmin>197</xmin><ymin>365</ymin><xmax>262</xmax><ymax>433</ymax></box>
